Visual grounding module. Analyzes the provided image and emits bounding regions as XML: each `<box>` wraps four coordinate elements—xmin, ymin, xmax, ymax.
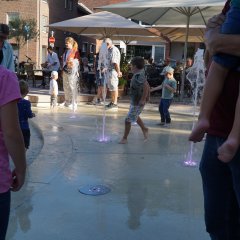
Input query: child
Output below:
<box><xmin>49</xmin><ymin>71</ymin><xmax>59</xmax><ymax>108</ymax></box>
<box><xmin>189</xmin><ymin>0</ymin><xmax>240</xmax><ymax>162</ymax></box>
<box><xmin>119</xmin><ymin>56</ymin><xmax>149</xmax><ymax>144</ymax></box>
<box><xmin>18</xmin><ymin>80</ymin><xmax>36</xmax><ymax>150</ymax></box>
<box><xmin>151</xmin><ymin>66</ymin><xmax>177</xmax><ymax>126</ymax></box>
<box><xmin>0</xmin><ymin>66</ymin><xmax>26</xmax><ymax>240</ymax></box>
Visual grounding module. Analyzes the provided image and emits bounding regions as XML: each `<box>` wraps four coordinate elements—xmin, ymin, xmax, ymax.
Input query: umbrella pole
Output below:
<box><xmin>180</xmin><ymin>14</ymin><xmax>190</xmax><ymax>101</ymax></box>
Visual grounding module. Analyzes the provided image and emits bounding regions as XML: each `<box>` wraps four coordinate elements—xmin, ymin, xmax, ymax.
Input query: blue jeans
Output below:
<box><xmin>159</xmin><ymin>98</ymin><xmax>172</xmax><ymax>123</ymax></box>
<box><xmin>199</xmin><ymin>135</ymin><xmax>240</xmax><ymax>240</ymax></box>
<box><xmin>0</xmin><ymin>190</ymin><xmax>10</xmax><ymax>240</ymax></box>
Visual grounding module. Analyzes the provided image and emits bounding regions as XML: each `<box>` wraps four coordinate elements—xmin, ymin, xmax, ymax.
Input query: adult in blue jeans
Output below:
<box><xmin>198</xmin><ymin>1</ymin><xmax>240</xmax><ymax>238</ymax></box>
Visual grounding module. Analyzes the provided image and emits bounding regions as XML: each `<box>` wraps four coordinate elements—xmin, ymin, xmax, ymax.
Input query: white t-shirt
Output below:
<box><xmin>49</xmin><ymin>79</ymin><xmax>58</xmax><ymax>96</ymax></box>
<box><xmin>108</xmin><ymin>45</ymin><xmax>120</xmax><ymax>71</ymax></box>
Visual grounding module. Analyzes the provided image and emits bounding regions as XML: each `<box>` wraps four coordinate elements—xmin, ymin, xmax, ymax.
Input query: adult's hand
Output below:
<box><xmin>118</xmin><ymin>71</ymin><xmax>122</xmax><ymax>78</ymax></box>
<box><xmin>204</xmin><ymin>14</ymin><xmax>225</xmax><ymax>56</ymax></box>
<box><xmin>206</xmin><ymin>13</ymin><xmax>225</xmax><ymax>29</ymax></box>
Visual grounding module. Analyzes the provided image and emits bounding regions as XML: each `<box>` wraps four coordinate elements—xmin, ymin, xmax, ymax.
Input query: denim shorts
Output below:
<box><xmin>126</xmin><ymin>105</ymin><xmax>144</xmax><ymax>123</ymax></box>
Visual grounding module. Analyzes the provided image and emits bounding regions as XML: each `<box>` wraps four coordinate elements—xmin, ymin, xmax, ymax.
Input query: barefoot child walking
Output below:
<box><xmin>119</xmin><ymin>56</ymin><xmax>149</xmax><ymax>144</ymax></box>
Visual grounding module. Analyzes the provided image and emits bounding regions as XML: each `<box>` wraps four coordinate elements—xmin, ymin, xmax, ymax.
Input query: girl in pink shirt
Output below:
<box><xmin>0</xmin><ymin>66</ymin><xmax>26</xmax><ymax>239</ymax></box>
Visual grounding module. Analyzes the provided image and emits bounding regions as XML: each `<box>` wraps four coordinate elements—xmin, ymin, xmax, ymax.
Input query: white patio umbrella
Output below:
<box><xmin>155</xmin><ymin>25</ymin><xmax>205</xmax><ymax>43</ymax></box>
<box><xmin>97</xmin><ymin>0</ymin><xmax>225</xmax><ymax>99</ymax></box>
<box><xmin>79</xmin><ymin>33</ymin><xmax>165</xmax><ymax>44</ymax></box>
<box><xmin>48</xmin><ymin>11</ymin><xmax>157</xmax><ymax>37</ymax></box>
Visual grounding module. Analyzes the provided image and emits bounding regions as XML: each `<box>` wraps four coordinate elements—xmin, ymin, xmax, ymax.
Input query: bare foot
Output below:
<box><xmin>189</xmin><ymin>119</ymin><xmax>210</xmax><ymax>142</ymax></box>
<box><xmin>143</xmin><ymin>128</ymin><xmax>149</xmax><ymax>142</ymax></box>
<box><xmin>217</xmin><ymin>138</ymin><xmax>239</xmax><ymax>163</ymax></box>
<box><xmin>119</xmin><ymin>138</ymin><xmax>128</xmax><ymax>144</ymax></box>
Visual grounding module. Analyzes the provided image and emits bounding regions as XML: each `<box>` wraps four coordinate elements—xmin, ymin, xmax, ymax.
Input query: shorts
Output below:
<box><xmin>96</xmin><ymin>71</ymin><xmax>106</xmax><ymax>86</ymax></box>
<box><xmin>107</xmin><ymin>70</ymin><xmax>119</xmax><ymax>91</ymax></box>
<box><xmin>21</xmin><ymin>129</ymin><xmax>30</xmax><ymax>149</ymax></box>
<box><xmin>126</xmin><ymin>105</ymin><xmax>144</xmax><ymax>123</ymax></box>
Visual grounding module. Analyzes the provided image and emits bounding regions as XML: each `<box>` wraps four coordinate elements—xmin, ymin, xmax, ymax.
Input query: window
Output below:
<box><xmin>153</xmin><ymin>45</ymin><xmax>165</xmax><ymax>64</ymax></box>
<box><xmin>42</xmin><ymin>46</ymin><xmax>47</xmax><ymax>63</ymax></box>
<box><xmin>41</xmin><ymin>15</ymin><xmax>48</xmax><ymax>33</ymax></box>
<box><xmin>69</xmin><ymin>0</ymin><xmax>73</xmax><ymax>10</ymax></box>
<box><xmin>65</xmin><ymin>0</ymin><xmax>73</xmax><ymax>10</ymax></box>
<box><xmin>7</xmin><ymin>12</ymin><xmax>19</xmax><ymax>24</ymax></box>
<box><xmin>82</xmin><ymin>43</ymin><xmax>87</xmax><ymax>53</ymax></box>
<box><xmin>90</xmin><ymin>44</ymin><xmax>95</xmax><ymax>53</ymax></box>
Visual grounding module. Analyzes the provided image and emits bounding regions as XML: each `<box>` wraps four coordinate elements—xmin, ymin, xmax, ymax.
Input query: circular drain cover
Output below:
<box><xmin>79</xmin><ymin>185</ymin><xmax>111</xmax><ymax>196</ymax></box>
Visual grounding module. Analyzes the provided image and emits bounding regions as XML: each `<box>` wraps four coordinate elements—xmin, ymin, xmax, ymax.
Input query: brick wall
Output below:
<box><xmin>1</xmin><ymin>0</ymin><xmax>39</xmax><ymax>64</ymax></box>
<box><xmin>80</xmin><ymin>0</ymin><xmax>128</xmax><ymax>11</ymax></box>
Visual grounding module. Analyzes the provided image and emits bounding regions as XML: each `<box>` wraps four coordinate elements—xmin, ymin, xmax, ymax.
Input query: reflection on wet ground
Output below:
<box><xmin>7</xmin><ymin>103</ymin><xmax>209</xmax><ymax>240</ymax></box>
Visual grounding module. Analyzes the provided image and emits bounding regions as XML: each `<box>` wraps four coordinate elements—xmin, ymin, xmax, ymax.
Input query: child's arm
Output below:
<box><xmin>205</xmin><ymin>13</ymin><xmax>240</xmax><ymax>57</ymax></box>
<box><xmin>139</xmin><ymin>81</ymin><xmax>149</xmax><ymax>106</ymax></box>
<box><xmin>150</xmin><ymin>84</ymin><xmax>162</xmax><ymax>92</ymax></box>
<box><xmin>1</xmin><ymin>101</ymin><xmax>26</xmax><ymax>191</ymax></box>
<box><xmin>164</xmin><ymin>83</ymin><xmax>176</xmax><ymax>93</ymax></box>
<box><xmin>26</xmin><ymin>101</ymin><xmax>35</xmax><ymax>118</ymax></box>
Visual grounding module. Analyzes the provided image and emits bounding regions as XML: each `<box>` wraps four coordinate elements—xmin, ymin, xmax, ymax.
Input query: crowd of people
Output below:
<box><xmin>1</xmin><ymin>0</ymin><xmax>240</xmax><ymax>238</ymax></box>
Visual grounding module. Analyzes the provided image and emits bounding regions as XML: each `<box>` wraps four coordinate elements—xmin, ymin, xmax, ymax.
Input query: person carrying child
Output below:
<box><xmin>189</xmin><ymin>0</ymin><xmax>240</xmax><ymax>163</ymax></box>
<box><xmin>119</xmin><ymin>56</ymin><xmax>149</xmax><ymax>144</ymax></box>
<box><xmin>151</xmin><ymin>66</ymin><xmax>177</xmax><ymax>126</ymax></box>
<box><xmin>49</xmin><ymin>71</ymin><xmax>59</xmax><ymax>108</ymax></box>
<box><xmin>18</xmin><ymin>80</ymin><xmax>36</xmax><ymax>150</ymax></box>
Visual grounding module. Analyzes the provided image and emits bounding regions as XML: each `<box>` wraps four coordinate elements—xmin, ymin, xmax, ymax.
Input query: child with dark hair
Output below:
<box><xmin>18</xmin><ymin>80</ymin><xmax>36</xmax><ymax>150</ymax></box>
<box><xmin>119</xmin><ymin>56</ymin><xmax>149</xmax><ymax>144</ymax></box>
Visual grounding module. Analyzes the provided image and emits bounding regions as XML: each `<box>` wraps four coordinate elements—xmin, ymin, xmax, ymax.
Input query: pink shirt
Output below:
<box><xmin>0</xmin><ymin>66</ymin><xmax>21</xmax><ymax>193</ymax></box>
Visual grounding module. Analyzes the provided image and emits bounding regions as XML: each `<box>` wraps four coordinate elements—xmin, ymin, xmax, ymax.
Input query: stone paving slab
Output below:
<box><xmin>6</xmin><ymin>90</ymin><xmax>207</xmax><ymax>240</ymax></box>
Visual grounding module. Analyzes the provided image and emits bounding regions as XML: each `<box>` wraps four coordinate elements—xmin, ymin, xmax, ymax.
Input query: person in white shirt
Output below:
<box><xmin>49</xmin><ymin>71</ymin><xmax>58</xmax><ymax>108</ymax></box>
<box><xmin>104</xmin><ymin>38</ymin><xmax>122</xmax><ymax>109</ymax></box>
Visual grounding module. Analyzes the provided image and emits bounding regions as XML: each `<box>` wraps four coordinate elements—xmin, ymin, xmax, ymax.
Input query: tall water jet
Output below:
<box><xmin>184</xmin><ymin>48</ymin><xmax>205</xmax><ymax>167</ymax></box>
<box><xmin>95</xmin><ymin>40</ymin><xmax>111</xmax><ymax>142</ymax></box>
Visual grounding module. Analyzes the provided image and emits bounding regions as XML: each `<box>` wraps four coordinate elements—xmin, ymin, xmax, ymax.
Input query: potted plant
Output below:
<box><xmin>118</xmin><ymin>53</ymin><xmax>130</xmax><ymax>96</ymax></box>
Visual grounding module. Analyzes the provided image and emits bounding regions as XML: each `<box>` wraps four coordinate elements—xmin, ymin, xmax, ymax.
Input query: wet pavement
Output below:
<box><xmin>6</xmin><ymin>94</ymin><xmax>209</xmax><ymax>240</ymax></box>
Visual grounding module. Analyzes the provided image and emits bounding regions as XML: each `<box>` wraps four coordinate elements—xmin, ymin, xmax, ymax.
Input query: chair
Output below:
<box><xmin>24</xmin><ymin>63</ymin><xmax>36</xmax><ymax>87</ymax></box>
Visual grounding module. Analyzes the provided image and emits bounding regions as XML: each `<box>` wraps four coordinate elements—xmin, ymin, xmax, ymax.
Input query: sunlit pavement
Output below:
<box><xmin>6</xmin><ymin>99</ymin><xmax>209</xmax><ymax>240</ymax></box>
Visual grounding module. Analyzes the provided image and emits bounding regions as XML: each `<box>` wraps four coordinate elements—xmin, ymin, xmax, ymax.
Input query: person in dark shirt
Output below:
<box><xmin>198</xmin><ymin>1</ymin><xmax>240</xmax><ymax>239</ymax></box>
<box><xmin>17</xmin><ymin>80</ymin><xmax>35</xmax><ymax>149</ymax></box>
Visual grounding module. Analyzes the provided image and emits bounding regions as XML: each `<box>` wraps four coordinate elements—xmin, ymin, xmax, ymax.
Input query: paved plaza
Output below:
<box><xmin>6</xmin><ymin>90</ymin><xmax>209</xmax><ymax>240</ymax></box>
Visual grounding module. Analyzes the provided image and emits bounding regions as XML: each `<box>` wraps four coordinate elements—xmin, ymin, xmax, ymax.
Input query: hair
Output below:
<box><xmin>104</xmin><ymin>38</ymin><xmax>112</xmax><ymax>45</ymax></box>
<box><xmin>19</xmin><ymin>80</ymin><xmax>29</xmax><ymax>96</ymax></box>
<box><xmin>65</xmin><ymin>37</ymin><xmax>78</xmax><ymax>51</ymax></box>
<box><xmin>51</xmin><ymin>71</ymin><xmax>58</xmax><ymax>78</ymax></box>
<box><xmin>131</xmin><ymin>56</ymin><xmax>145</xmax><ymax>70</ymax></box>
<box><xmin>0</xmin><ymin>23</ymin><xmax>9</xmax><ymax>35</ymax></box>
<box><xmin>82</xmin><ymin>57</ymin><xmax>88</xmax><ymax>64</ymax></box>
<box><xmin>47</xmin><ymin>46</ymin><xmax>54</xmax><ymax>51</ymax></box>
